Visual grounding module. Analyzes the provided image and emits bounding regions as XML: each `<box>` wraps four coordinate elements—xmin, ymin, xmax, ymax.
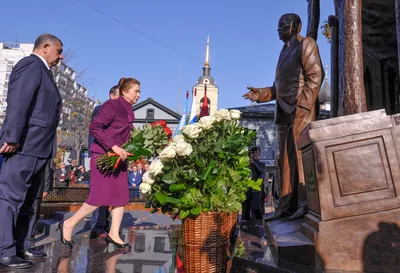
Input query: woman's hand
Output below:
<box><xmin>112</xmin><ymin>145</ymin><xmax>128</xmax><ymax>161</ymax></box>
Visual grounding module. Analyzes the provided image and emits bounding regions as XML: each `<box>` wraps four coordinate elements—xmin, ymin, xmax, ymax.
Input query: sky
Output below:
<box><xmin>1</xmin><ymin>0</ymin><xmax>334</xmax><ymax>112</ymax></box>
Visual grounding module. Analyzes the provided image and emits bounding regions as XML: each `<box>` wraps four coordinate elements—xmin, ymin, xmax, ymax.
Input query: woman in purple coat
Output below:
<box><xmin>58</xmin><ymin>78</ymin><xmax>141</xmax><ymax>250</ymax></box>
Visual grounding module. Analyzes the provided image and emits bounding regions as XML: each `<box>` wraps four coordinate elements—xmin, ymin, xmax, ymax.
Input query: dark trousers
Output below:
<box><xmin>242</xmin><ymin>189</ymin><xmax>263</xmax><ymax>220</ymax></box>
<box><xmin>0</xmin><ymin>154</ymin><xmax>47</xmax><ymax>258</ymax></box>
<box><xmin>29</xmin><ymin>196</ymin><xmax>43</xmax><ymax>246</ymax></box>
<box><xmin>260</xmin><ymin>182</ymin><xmax>266</xmax><ymax>210</ymax></box>
<box><xmin>129</xmin><ymin>188</ymin><xmax>139</xmax><ymax>199</ymax></box>
<box><xmin>276</xmin><ymin>125</ymin><xmax>304</xmax><ymax>214</ymax></box>
<box><xmin>90</xmin><ymin>206</ymin><xmax>110</xmax><ymax>234</ymax></box>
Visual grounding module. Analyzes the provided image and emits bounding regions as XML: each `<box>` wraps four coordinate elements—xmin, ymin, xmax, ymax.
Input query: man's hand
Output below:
<box><xmin>132</xmin><ymin>184</ymin><xmax>136</xmax><ymax>188</ymax></box>
<box><xmin>42</xmin><ymin>192</ymin><xmax>48</xmax><ymax>198</ymax></box>
<box><xmin>0</xmin><ymin>142</ymin><xmax>20</xmax><ymax>154</ymax></box>
<box><xmin>243</xmin><ymin>87</ymin><xmax>260</xmax><ymax>102</ymax></box>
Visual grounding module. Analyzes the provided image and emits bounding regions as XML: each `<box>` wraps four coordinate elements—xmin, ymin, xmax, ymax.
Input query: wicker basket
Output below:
<box><xmin>182</xmin><ymin>212</ymin><xmax>238</xmax><ymax>273</ymax></box>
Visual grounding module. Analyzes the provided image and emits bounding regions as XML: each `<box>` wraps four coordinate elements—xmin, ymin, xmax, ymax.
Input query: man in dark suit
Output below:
<box><xmin>88</xmin><ymin>85</ymin><xmax>119</xmax><ymax>238</ymax></box>
<box><xmin>30</xmin><ymin>159</ymin><xmax>54</xmax><ymax>246</ymax></box>
<box><xmin>0</xmin><ymin>33</ymin><xmax>63</xmax><ymax>269</ymax></box>
<box><xmin>243</xmin><ymin>14</ymin><xmax>324</xmax><ymax>222</ymax></box>
<box><xmin>242</xmin><ymin>147</ymin><xmax>266</xmax><ymax>220</ymax></box>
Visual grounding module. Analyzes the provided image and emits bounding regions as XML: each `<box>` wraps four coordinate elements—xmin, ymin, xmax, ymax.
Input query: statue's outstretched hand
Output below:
<box><xmin>243</xmin><ymin>87</ymin><xmax>260</xmax><ymax>102</ymax></box>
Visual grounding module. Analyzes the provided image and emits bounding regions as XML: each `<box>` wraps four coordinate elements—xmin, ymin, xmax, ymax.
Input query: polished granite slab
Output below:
<box><xmin>1</xmin><ymin>211</ymin><xmax>352</xmax><ymax>273</ymax></box>
<box><xmin>0</xmin><ymin>226</ymin><xmax>177</xmax><ymax>273</ymax></box>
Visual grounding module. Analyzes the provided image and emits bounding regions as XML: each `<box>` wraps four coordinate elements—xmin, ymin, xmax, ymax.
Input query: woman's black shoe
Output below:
<box><xmin>56</xmin><ymin>222</ymin><xmax>73</xmax><ymax>250</ymax></box>
<box><xmin>105</xmin><ymin>235</ymin><xmax>131</xmax><ymax>250</ymax></box>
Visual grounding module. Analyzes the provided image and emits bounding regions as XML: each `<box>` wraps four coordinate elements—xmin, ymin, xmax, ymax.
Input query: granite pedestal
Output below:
<box><xmin>297</xmin><ymin>109</ymin><xmax>400</xmax><ymax>272</ymax></box>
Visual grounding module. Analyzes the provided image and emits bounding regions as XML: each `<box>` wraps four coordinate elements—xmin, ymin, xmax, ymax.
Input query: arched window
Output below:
<box><xmin>199</xmin><ymin>97</ymin><xmax>211</xmax><ymax>111</ymax></box>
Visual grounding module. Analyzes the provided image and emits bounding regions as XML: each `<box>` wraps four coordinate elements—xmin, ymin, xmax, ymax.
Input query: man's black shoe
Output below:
<box><xmin>18</xmin><ymin>249</ymin><xmax>47</xmax><ymax>260</ymax></box>
<box><xmin>264</xmin><ymin>211</ymin><xmax>285</xmax><ymax>222</ymax></box>
<box><xmin>0</xmin><ymin>256</ymin><xmax>34</xmax><ymax>269</ymax></box>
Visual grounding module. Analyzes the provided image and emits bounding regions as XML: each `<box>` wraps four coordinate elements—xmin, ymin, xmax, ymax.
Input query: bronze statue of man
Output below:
<box><xmin>243</xmin><ymin>13</ymin><xmax>324</xmax><ymax>221</ymax></box>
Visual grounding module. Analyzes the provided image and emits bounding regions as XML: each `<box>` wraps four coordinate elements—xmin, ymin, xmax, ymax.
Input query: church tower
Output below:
<box><xmin>194</xmin><ymin>36</ymin><xmax>219</xmax><ymax>115</ymax></box>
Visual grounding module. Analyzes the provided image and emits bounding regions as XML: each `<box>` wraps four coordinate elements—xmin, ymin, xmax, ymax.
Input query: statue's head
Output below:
<box><xmin>278</xmin><ymin>13</ymin><xmax>302</xmax><ymax>43</ymax></box>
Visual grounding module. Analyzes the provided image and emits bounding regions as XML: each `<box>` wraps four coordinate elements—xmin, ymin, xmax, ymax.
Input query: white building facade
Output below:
<box><xmin>53</xmin><ymin>62</ymin><xmax>95</xmax><ymax>130</ymax></box>
<box><xmin>132</xmin><ymin>97</ymin><xmax>181</xmax><ymax>132</ymax></box>
<box><xmin>0</xmin><ymin>42</ymin><xmax>34</xmax><ymax>124</ymax></box>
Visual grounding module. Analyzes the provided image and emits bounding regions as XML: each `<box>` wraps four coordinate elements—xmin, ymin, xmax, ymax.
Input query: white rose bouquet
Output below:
<box><xmin>142</xmin><ymin>110</ymin><xmax>260</xmax><ymax>220</ymax></box>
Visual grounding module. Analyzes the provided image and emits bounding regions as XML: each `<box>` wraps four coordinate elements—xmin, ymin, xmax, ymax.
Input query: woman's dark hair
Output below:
<box><xmin>118</xmin><ymin>77</ymin><xmax>140</xmax><ymax>96</ymax></box>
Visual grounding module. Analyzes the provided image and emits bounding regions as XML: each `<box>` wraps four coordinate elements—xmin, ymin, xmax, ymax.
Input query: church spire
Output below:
<box><xmin>204</xmin><ymin>35</ymin><xmax>210</xmax><ymax>67</ymax></box>
<box><xmin>325</xmin><ymin>64</ymin><xmax>328</xmax><ymax>82</ymax></box>
<box><xmin>203</xmin><ymin>36</ymin><xmax>211</xmax><ymax>76</ymax></box>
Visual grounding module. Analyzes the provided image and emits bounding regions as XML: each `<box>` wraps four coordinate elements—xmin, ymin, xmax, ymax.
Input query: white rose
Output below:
<box><xmin>175</xmin><ymin>141</ymin><xmax>193</xmax><ymax>157</ymax></box>
<box><xmin>183</xmin><ymin>124</ymin><xmax>203</xmax><ymax>139</ymax></box>
<box><xmin>172</xmin><ymin>134</ymin><xmax>185</xmax><ymax>145</ymax></box>
<box><xmin>142</xmin><ymin>171</ymin><xmax>155</xmax><ymax>185</ymax></box>
<box><xmin>159</xmin><ymin>145</ymin><xmax>176</xmax><ymax>162</ymax></box>
<box><xmin>149</xmin><ymin>160</ymin><xmax>164</xmax><ymax>176</ymax></box>
<box><xmin>139</xmin><ymin>183</ymin><xmax>151</xmax><ymax>194</ymax></box>
<box><xmin>199</xmin><ymin>116</ymin><xmax>215</xmax><ymax>130</ymax></box>
<box><xmin>229</xmin><ymin>109</ymin><xmax>241</xmax><ymax>119</ymax></box>
<box><xmin>214</xmin><ymin>109</ymin><xmax>231</xmax><ymax>122</ymax></box>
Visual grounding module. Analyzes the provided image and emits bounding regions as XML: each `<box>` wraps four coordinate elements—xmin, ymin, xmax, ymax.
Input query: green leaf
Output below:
<box><xmin>163</xmin><ymin>180</ymin><xmax>177</xmax><ymax>185</ymax></box>
<box><xmin>247</xmin><ymin>178</ymin><xmax>262</xmax><ymax>191</ymax></box>
<box><xmin>154</xmin><ymin>192</ymin><xmax>168</xmax><ymax>205</ymax></box>
<box><xmin>195</xmin><ymin>157</ymin><xmax>205</xmax><ymax>168</ymax></box>
<box><xmin>166</xmin><ymin>196</ymin><xmax>180</xmax><ymax>204</ymax></box>
<box><xmin>190</xmin><ymin>206</ymin><xmax>202</xmax><ymax>215</ymax></box>
<box><xmin>154</xmin><ymin>192</ymin><xmax>180</xmax><ymax>205</ymax></box>
<box><xmin>217</xmin><ymin>178</ymin><xmax>227</xmax><ymax>188</ymax></box>
<box><xmin>169</xmin><ymin>183</ymin><xmax>186</xmax><ymax>192</ymax></box>
<box><xmin>201</xmin><ymin>160</ymin><xmax>216</xmax><ymax>180</ymax></box>
<box><xmin>180</xmin><ymin>209</ymin><xmax>190</xmax><ymax>220</ymax></box>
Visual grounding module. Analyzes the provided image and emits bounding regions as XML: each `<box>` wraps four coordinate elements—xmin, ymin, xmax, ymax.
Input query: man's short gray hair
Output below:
<box><xmin>33</xmin><ymin>33</ymin><xmax>63</xmax><ymax>49</ymax></box>
<box><xmin>109</xmin><ymin>85</ymin><xmax>119</xmax><ymax>96</ymax></box>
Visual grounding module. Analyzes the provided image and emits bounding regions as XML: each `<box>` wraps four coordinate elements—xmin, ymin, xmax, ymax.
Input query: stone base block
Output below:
<box><xmin>303</xmin><ymin>208</ymin><xmax>400</xmax><ymax>272</ymax></box>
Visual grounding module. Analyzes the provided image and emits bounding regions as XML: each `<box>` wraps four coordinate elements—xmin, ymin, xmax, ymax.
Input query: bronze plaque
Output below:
<box><xmin>327</xmin><ymin>135</ymin><xmax>396</xmax><ymax>207</ymax></box>
<box><xmin>302</xmin><ymin>147</ymin><xmax>320</xmax><ymax>214</ymax></box>
<box><xmin>333</xmin><ymin>142</ymin><xmax>389</xmax><ymax>196</ymax></box>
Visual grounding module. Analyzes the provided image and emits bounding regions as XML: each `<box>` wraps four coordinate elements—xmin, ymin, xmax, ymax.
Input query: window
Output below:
<box><xmin>154</xmin><ymin>237</ymin><xmax>166</xmax><ymax>253</ymax></box>
<box><xmin>199</xmin><ymin>97</ymin><xmax>211</xmax><ymax>112</ymax></box>
<box><xmin>134</xmin><ymin>234</ymin><xmax>145</xmax><ymax>252</ymax></box>
<box><xmin>146</xmin><ymin>108</ymin><xmax>155</xmax><ymax>119</ymax></box>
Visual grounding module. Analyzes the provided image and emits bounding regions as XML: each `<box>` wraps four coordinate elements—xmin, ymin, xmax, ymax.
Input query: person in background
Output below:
<box><xmin>137</xmin><ymin>163</ymin><xmax>143</xmax><ymax>175</ymax></box>
<box><xmin>55</xmin><ymin>163</ymin><xmax>69</xmax><ymax>188</ymax></box>
<box><xmin>241</xmin><ymin>147</ymin><xmax>266</xmax><ymax>221</ymax></box>
<box><xmin>128</xmin><ymin>164</ymin><xmax>142</xmax><ymax>199</ymax></box>
<box><xmin>87</xmin><ymin>85</ymin><xmax>119</xmax><ymax>239</ymax></box>
<box><xmin>67</xmin><ymin>159</ymin><xmax>78</xmax><ymax>186</ymax></box>
<box><xmin>143</xmin><ymin>163</ymin><xmax>150</xmax><ymax>174</ymax></box>
<box><xmin>76</xmin><ymin>165</ymin><xmax>90</xmax><ymax>185</ymax></box>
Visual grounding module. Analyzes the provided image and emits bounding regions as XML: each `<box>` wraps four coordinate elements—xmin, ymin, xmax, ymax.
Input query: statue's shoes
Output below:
<box><xmin>288</xmin><ymin>208</ymin><xmax>308</xmax><ymax>221</ymax></box>
<box><xmin>264</xmin><ymin>211</ymin><xmax>285</xmax><ymax>222</ymax></box>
